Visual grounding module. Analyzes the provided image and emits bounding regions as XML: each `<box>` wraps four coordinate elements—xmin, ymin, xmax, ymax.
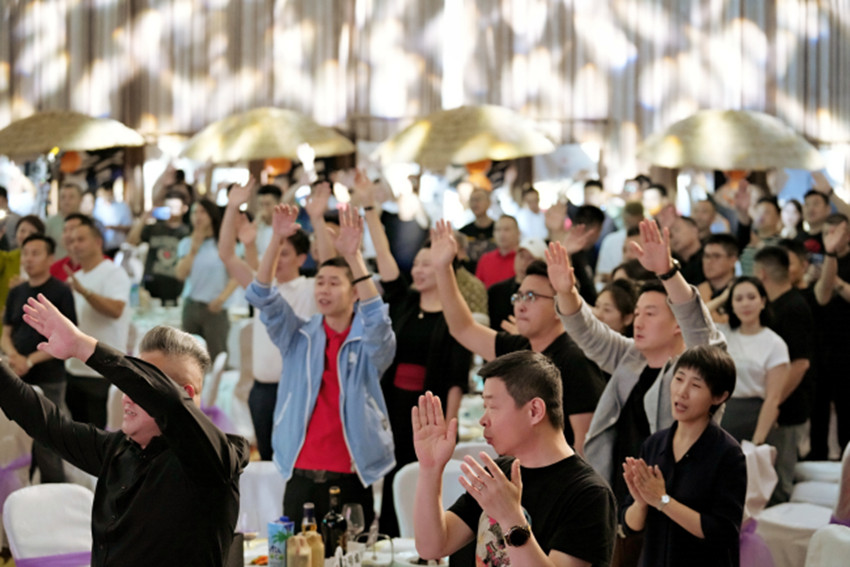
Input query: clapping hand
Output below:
<box><xmin>332</xmin><ymin>205</ymin><xmax>363</xmax><ymax>259</ymax></box>
<box><xmin>545</xmin><ymin>241</ymin><xmax>576</xmax><ymax>294</ymax></box>
<box><xmin>412</xmin><ymin>391</ymin><xmax>457</xmax><ymax>470</ymax></box>
<box><xmin>623</xmin><ymin>457</ymin><xmax>667</xmax><ymax>510</ymax></box>
<box><xmin>630</xmin><ymin>220</ymin><xmax>674</xmax><ymax>275</ymax></box>
<box><xmin>22</xmin><ymin>294</ymin><xmax>95</xmax><ymax>362</ymax></box>
<box><xmin>271</xmin><ymin>204</ymin><xmax>300</xmax><ymax>241</ymax></box>
<box><xmin>429</xmin><ymin>220</ymin><xmax>458</xmax><ymax>268</ymax></box>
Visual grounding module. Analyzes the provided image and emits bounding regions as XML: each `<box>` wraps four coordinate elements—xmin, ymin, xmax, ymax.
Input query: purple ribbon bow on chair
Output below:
<box><xmin>740</xmin><ymin>518</ymin><xmax>775</xmax><ymax>567</ymax></box>
<box><xmin>15</xmin><ymin>551</ymin><xmax>91</xmax><ymax>566</ymax></box>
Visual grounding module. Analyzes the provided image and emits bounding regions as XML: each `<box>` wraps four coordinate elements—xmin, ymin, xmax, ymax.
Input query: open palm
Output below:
<box><xmin>412</xmin><ymin>392</ymin><xmax>457</xmax><ymax>469</ymax></box>
<box><xmin>272</xmin><ymin>204</ymin><xmax>300</xmax><ymax>239</ymax></box>
<box><xmin>333</xmin><ymin>206</ymin><xmax>363</xmax><ymax>258</ymax></box>
<box><xmin>429</xmin><ymin>220</ymin><xmax>457</xmax><ymax>267</ymax></box>
<box><xmin>22</xmin><ymin>295</ymin><xmax>86</xmax><ymax>360</ymax></box>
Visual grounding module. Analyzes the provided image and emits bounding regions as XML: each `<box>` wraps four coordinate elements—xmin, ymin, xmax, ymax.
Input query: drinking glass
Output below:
<box><xmin>342</xmin><ymin>503</ymin><xmax>365</xmax><ymax>540</ymax></box>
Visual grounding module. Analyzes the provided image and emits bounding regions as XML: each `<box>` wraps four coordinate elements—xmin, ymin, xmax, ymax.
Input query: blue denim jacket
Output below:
<box><xmin>245</xmin><ymin>280</ymin><xmax>397</xmax><ymax>487</ymax></box>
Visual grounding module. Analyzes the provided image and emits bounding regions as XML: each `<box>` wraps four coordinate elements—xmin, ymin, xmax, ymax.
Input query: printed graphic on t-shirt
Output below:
<box><xmin>474</xmin><ymin>509</ymin><xmax>531</xmax><ymax>567</ymax></box>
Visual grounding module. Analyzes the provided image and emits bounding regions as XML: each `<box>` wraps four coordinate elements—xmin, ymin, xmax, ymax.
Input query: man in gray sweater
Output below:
<box><xmin>546</xmin><ymin>219</ymin><xmax>725</xmax><ymax>505</ymax></box>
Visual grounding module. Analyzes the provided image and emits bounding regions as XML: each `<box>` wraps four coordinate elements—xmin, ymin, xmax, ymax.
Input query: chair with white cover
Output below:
<box><xmin>238</xmin><ymin>461</ymin><xmax>287</xmax><ymax>538</ymax></box>
<box><xmin>0</xmin><ymin>411</ymin><xmax>33</xmax><ymax>548</ymax></box>
<box><xmin>202</xmin><ymin>351</ymin><xmax>228</xmax><ymax>409</ymax></box>
<box><xmin>452</xmin><ymin>441</ymin><xmax>498</xmax><ymax>462</ymax></box>
<box><xmin>393</xmin><ymin>460</ymin><xmax>466</xmax><ymax>538</ymax></box>
<box><xmin>3</xmin><ymin>483</ymin><xmax>94</xmax><ymax>566</ymax></box>
<box><xmin>805</xmin><ymin>524</ymin><xmax>850</xmax><ymax>567</ymax></box>
<box><xmin>105</xmin><ymin>384</ymin><xmax>123</xmax><ymax>431</ymax></box>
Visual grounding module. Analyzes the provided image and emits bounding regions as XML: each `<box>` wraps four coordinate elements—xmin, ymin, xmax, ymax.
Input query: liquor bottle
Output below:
<box><xmin>302</xmin><ymin>502</ymin><xmax>318</xmax><ymax>533</ymax></box>
<box><xmin>321</xmin><ymin>486</ymin><xmax>347</xmax><ymax>558</ymax></box>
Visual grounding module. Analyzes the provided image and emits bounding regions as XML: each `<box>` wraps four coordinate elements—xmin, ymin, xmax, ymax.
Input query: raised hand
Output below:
<box><xmin>562</xmin><ymin>223</ymin><xmax>594</xmax><ymax>255</ymax></box>
<box><xmin>412</xmin><ymin>391</ymin><xmax>457</xmax><ymax>470</ymax></box>
<box><xmin>332</xmin><ymin>205</ymin><xmax>363</xmax><ymax>259</ymax></box>
<box><xmin>630</xmin><ymin>219</ymin><xmax>674</xmax><ymax>275</ymax></box>
<box><xmin>459</xmin><ymin>454</ymin><xmax>523</xmax><ymax>527</ymax></box>
<box><xmin>228</xmin><ymin>178</ymin><xmax>256</xmax><ymax>210</ymax></box>
<box><xmin>305</xmin><ymin>181</ymin><xmax>331</xmax><ymax>220</ymax></box>
<box><xmin>272</xmin><ymin>204</ymin><xmax>300</xmax><ymax>240</ymax></box>
<box><xmin>236</xmin><ymin>213</ymin><xmax>257</xmax><ymax>245</ymax></box>
<box><xmin>351</xmin><ymin>169</ymin><xmax>377</xmax><ymax>208</ymax></box>
<box><xmin>545</xmin><ymin>241</ymin><xmax>576</xmax><ymax>294</ymax></box>
<box><xmin>500</xmin><ymin>315</ymin><xmax>519</xmax><ymax>335</ymax></box>
<box><xmin>734</xmin><ymin>179</ymin><xmax>751</xmax><ymax>216</ymax></box>
<box><xmin>22</xmin><ymin>294</ymin><xmax>96</xmax><ymax>362</ymax></box>
<box><xmin>824</xmin><ymin>220</ymin><xmax>848</xmax><ymax>254</ymax></box>
<box><xmin>429</xmin><ymin>220</ymin><xmax>458</xmax><ymax>268</ymax></box>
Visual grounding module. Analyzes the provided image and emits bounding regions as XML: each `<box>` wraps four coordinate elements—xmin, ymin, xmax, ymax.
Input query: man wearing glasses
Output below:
<box><xmin>429</xmin><ymin>221</ymin><xmax>604</xmax><ymax>455</ymax></box>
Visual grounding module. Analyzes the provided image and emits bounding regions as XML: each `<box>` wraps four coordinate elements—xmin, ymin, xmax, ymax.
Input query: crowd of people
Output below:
<box><xmin>0</xmin><ymin>166</ymin><xmax>846</xmax><ymax>567</ymax></box>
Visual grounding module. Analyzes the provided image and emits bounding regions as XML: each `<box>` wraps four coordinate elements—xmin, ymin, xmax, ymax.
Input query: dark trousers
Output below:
<box><xmin>65</xmin><ymin>373</ymin><xmax>110</xmax><ymax>429</ymax></box>
<box><xmin>33</xmin><ymin>381</ymin><xmax>67</xmax><ymax>483</ymax></box>
<box><xmin>248</xmin><ymin>381</ymin><xmax>277</xmax><ymax>461</ymax></box>
<box><xmin>283</xmin><ymin>470</ymin><xmax>374</xmax><ymax>535</ymax></box>
<box><xmin>810</xmin><ymin>351</ymin><xmax>850</xmax><ymax>459</ymax></box>
<box><xmin>182</xmin><ymin>298</ymin><xmax>229</xmax><ymax>362</ymax></box>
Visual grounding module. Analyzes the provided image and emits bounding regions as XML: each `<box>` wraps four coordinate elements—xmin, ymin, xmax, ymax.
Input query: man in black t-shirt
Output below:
<box><xmin>459</xmin><ymin>188</ymin><xmax>497</xmax><ymax>272</ymax></box>
<box><xmin>430</xmin><ymin>225</ymin><xmax>604</xmax><ymax>455</ymax></box>
<box><xmin>754</xmin><ymin>246</ymin><xmax>816</xmax><ymax>504</ymax></box>
<box><xmin>2</xmin><ymin>235</ymin><xmax>76</xmax><ymax>482</ymax></box>
<box><xmin>812</xmin><ymin>214</ymin><xmax>850</xmax><ymax>456</ymax></box>
<box><xmin>413</xmin><ymin>351</ymin><xmax>616</xmax><ymax>567</ymax></box>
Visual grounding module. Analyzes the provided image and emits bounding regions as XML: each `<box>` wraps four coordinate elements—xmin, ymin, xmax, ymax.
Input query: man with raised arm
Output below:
<box><xmin>244</xmin><ymin>204</ymin><xmax>395</xmax><ymax>530</ymax></box>
<box><xmin>0</xmin><ymin>295</ymin><xmax>250</xmax><ymax>566</ymax></box>
<box><xmin>429</xmin><ymin>220</ymin><xmax>604</xmax><ymax>455</ymax></box>
<box><xmin>412</xmin><ymin>352</ymin><xmax>616</xmax><ymax>567</ymax></box>
<box><xmin>219</xmin><ymin>181</ymin><xmax>321</xmax><ymax>461</ymax></box>
<box><xmin>547</xmin><ymin>220</ymin><xmax>725</xmax><ymax>508</ymax></box>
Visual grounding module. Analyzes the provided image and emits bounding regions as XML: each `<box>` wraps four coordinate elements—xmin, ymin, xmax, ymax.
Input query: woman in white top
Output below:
<box><xmin>718</xmin><ymin>276</ymin><xmax>790</xmax><ymax>445</ymax></box>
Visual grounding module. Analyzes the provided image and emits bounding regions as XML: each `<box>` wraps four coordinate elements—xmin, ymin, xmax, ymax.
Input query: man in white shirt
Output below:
<box><xmin>595</xmin><ymin>201</ymin><xmax>645</xmax><ymax>287</ymax></box>
<box><xmin>64</xmin><ymin>217</ymin><xmax>131</xmax><ymax>427</ymax></box>
<box><xmin>92</xmin><ymin>181</ymin><xmax>133</xmax><ymax>256</ymax></box>
<box><xmin>255</xmin><ymin>184</ymin><xmax>284</xmax><ymax>256</ymax></box>
<box><xmin>220</xmin><ymin>182</ymin><xmax>318</xmax><ymax>460</ymax></box>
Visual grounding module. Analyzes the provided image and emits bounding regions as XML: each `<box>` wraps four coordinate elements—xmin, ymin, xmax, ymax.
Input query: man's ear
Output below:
<box><xmin>528</xmin><ymin>398</ymin><xmax>547</xmax><ymax>426</ymax></box>
<box><xmin>183</xmin><ymin>384</ymin><xmax>196</xmax><ymax>399</ymax></box>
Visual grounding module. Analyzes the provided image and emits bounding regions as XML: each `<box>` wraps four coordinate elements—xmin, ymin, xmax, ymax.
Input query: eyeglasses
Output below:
<box><xmin>510</xmin><ymin>291</ymin><xmax>555</xmax><ymax>305</ymax></box>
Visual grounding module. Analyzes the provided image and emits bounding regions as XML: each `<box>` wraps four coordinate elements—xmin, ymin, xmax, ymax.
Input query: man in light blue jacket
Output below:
<box><xmin>246</xmin><ymin>203</ymin><xmax>396</xmax><ymax>531</ymax></box>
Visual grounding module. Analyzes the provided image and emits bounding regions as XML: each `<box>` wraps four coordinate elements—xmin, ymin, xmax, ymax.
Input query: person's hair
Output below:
<box><xmin>673</xmin><ymin>345</ymin><xmax>737</xmax><ymax>416</ymax></box>
<box><xmin>676</xmin><ymin>216</ymin><xmax>698</xmax><ymax>230</ymax></box>
<box><xmin>16</xmin><ymin>215</ymin><xmax>45</xmax><ymax>235</ymax></box>
<box><xmin>0</xmin><ymin>186</ymin><xmax>8</xmax><ymax>201</ymax></box>
<box><xmin>725</xmin><ymin>276</ymin><xmax>770</xmax><ymax>330</ymax></box>
<box><xmin>497</xmin><ymin>214</ymin><xmax>518</xmax><ymax>228</ymax></box>
<box><xmin>575</xmin><ymin>205</ymin><xmax>605</xmax><ymax>228</ymax></box>
<box><xmin>139</xmin><ymin>326</ymin><xmax>211</xmax><ymax>393</ymax></box>
<box><xmin>635</xmin><ymin>174</ymin><xmax>652</xmax><ymax>186</ymax></box>
<box><xmin>704</xmin><ymin>233</ymin><xmax>740</xmax><ymax>258</ymax></box>
<box><xmin>646</xmin><ymin>183</ymin><xmax>668</xmax><ymax>198</ymax></box>
<box><xmin>584</xmin><ymin>180</ymin><xmax>603</xmax><ymax>191</ymax></box>
<box><xmin>756</xmin><ymin>196</ymin><xmax>781</xmax><ymax>215</ymax></box>
<box><xmin>478</xmin><ymin>350</ymin><xmax>564</xmax><ymax>430</ymax></box>
<box><xmin>754</xmin><ymin>246</ymin><xmax>790</xmax><ymax>283</ymax></box>
<box><xmin>21</xmin><ymin>234</ymin><xmax>55</xmax><ymax>255</ymax></box>
<box><xmin>825</xmin><ymin>212</ymin><xmax>849</xmax><ymax>227</ymax></box>
<box><xmin>287</xmin><ymin>228</ymin><xmax>311</xmax><ymax>256</ymax></box>
<box><xmin>193</xmin><ymin>199</ymin><xmax>222</xmax><ymax>241</ymax></box>
<box><xmin>778</xmin><ymin>238</ymin><xmax>807</xmax><ymax>262</ymax></box>
<box><xmin>318</xmin><ymin>257</ymin><xmax>354</xmax><ymax>283</ymax></box>
<box><xmin>612</xmin><ymin>259</ymin><xmax>654</xmax><ymax>283</ymax></box>
<box><xmin>523</xmin><ymin>259</ymin><xmax>549</xmax><ymax>280</ymax></box>
<box><xmin>638</xmin><ymin>279</ymin><xmax>668</xmax><ymax>298</ymax></box>
<box><xmin>600</xmin><ymin>279</ymin><xmax>638</xmax><ymax>337</ymax></box>
<box><xmin>625</xmin><ymin>226</ymin><xmax>640</xmax><ymax>238</ymax></box>
<box><xmin>64</xmin><ymin>212</ymin><xmax>91</xmax><ymax>226</ymax></box>
<box><xmin>521</xmin><ymin>187</ymin><xmax>539</xmax><ymax>199</ymax></box>
<box><xmin>60</xmin><ymin>183</ymin><xmax>83</xmax><ymax>196</ymax></box>
<box><xmin>99</xmin><ymin>181</ymin><xmax>114</xmax><ymax>192</ymax></box>
<box><xmin>623</xmin><ymin>201</ymin><xmax>644</xmax><ymax>217</ymax></box>
<box><xmin>804</xmin><ymin>190</ymin><xmax>830</xmax><ymax>206</ymax></box>
<box><xmin>696</xmin><ymin>199</ymin><xmax>717</xmax><ymax>212</ymax></box>
<box><xmin>257</xmin><ymin>184</ymin><xmax>283</xmax><ymax>200</ymax></box>
<box><xmin>164</xmin><ymin>190</ymin><xmax>190</xmax><ymax>207</ymax></box>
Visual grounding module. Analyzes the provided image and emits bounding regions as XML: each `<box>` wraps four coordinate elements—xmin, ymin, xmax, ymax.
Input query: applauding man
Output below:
<box><xmin>413</xmin><ymin>351</ymin><xmax>616</xmax><ymax>567</ymax></box>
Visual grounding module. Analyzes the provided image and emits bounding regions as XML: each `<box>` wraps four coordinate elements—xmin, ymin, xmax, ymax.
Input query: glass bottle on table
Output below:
<box><xmin>302</xmin><ymin>502</ymin><xmax>318</xmax><ymax>533</ymax></box>
<box><xmin>321</xmin><ymin>486</ymin><xmax>347</xmax><ymax>558</ymax></box>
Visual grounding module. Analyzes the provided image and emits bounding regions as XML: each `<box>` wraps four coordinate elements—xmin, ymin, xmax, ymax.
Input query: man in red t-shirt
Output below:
<box><xmin>475</xmin><ymin>215</ymin><xmax>520</xmax><ymax>288</ymax></box>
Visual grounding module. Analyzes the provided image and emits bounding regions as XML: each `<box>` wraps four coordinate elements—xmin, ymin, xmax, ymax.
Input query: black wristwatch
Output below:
<box><xmin>504</xmin><ymin>524</ymin><xmax>532</xmax><ymax>547</ymax></box>
<box><xmin>657</xmin><ymin>259</ymin><xmax>681</xmax><ymax>281</ymax></box>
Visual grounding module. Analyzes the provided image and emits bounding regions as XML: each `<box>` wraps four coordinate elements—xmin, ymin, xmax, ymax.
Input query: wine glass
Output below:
<box><xmin>342</xmin><ymin>503</ymin><xmax>365</xmax><ymax>541</ymax></box>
